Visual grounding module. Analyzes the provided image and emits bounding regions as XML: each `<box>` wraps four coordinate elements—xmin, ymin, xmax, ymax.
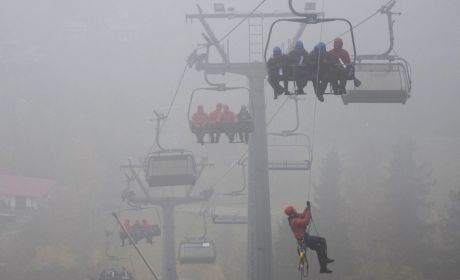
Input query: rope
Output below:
<box><xmin>218</xmin><ymin>0</ymin><xmax>268</xmax><ymax>43</ymax></box>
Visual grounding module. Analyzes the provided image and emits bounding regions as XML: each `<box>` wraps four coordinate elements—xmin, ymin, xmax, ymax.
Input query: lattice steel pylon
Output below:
<box><xmin>248</xmin><ymin>16</ymin><xmax>264</xmax><ymax>62</ymax></box>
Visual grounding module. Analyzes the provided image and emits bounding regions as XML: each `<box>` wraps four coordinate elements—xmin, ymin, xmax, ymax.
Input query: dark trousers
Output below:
<box><xmin>268</xmin><ymin>77</ymin><xmax>288</xmax><ymax>97</ymax></box>
<box><xmin>300</xmin><ymin>233</ymin><xmax>329</xmax><ymax>269</ymax></box>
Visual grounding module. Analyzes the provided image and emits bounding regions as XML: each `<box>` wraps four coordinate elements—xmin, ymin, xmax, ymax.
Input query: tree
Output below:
<box><xmin>374</xmin><ymin>140</ymin><xmax>434</xmax><ymax>275</ymax></box>
<box><xmin>273</xmin><ymin>217</ymin><xmax>299</xmax><ymax>280</ymax></box>
<box><xmin>313</xmin><ymin>149</ymin><xmax>352</xmax><ymax>278</ymax></box>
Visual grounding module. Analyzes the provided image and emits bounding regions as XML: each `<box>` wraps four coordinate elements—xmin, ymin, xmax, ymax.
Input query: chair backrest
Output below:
<box><xmin>343</xmin><ymin>62</ymin><xmax>410</xmax><ymax>104</ymax></box>
<box><xmin>145</xmin><ymin>152</ymin><xmax>197</xmax><ymax>187</ymax></box>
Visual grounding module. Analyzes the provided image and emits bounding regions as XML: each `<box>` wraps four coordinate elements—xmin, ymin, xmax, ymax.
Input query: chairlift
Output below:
<box><xmin>187</xmin><ymin>85</ymin><xmax>254</xmax><ymax>144</ymax></box>
<box><xmin>143</xmin><ymin>112</ymin><xmax>199</xmax><ymax>187</ymax></box>
<box><xmin>211</xmin><ymin>160</ymin><xmax>248</xmax><ymax>224</ymax></box>
<box><xmin>264</xmin><ymin>0</ymin><xmax>357</xmax><ymax>98</ymax></box>
<box><xmin>342</xmin><ymin>0</ymin><xmax>412</xmax><ymax>104</ymax></box>
<box><xmin>178</xmin><ymin>213</ymin><xmax>217</xmax><ymax>264</ymax></box>
<box><xmin>268</xmin><ymin>133</ymin><xmax>312</xmax><ymax>171</ymax></box>
<box><xmin>145</xmin><ymin>150</ymin><xmax>198</xmax><ymax>187</ymax></box>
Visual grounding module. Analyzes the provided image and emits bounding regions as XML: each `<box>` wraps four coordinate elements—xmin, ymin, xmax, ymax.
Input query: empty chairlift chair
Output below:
<box><xmin>342</xmin><ymin>57</ymin><xmax>411</xmax><ymax>104</ymax></box>
<box><xmin>211</xmin><ymin>160</ymin><xmax>248</xmax><ymax>224</ymax></box>
<box><xmin>268</xmin><ymin>133</ymin><xmax>312</xmax><ymax>171</ymax></box>
<box><xmin>178</xmin><ymin>213</ymin><xmax>216</xmax><ymax>264</ymax></box>
<box><xmin>211</xmin><ymin>194</ymin><xmax>248</xmax><ymax>224</ymax></box>
<box><xmin>341</xmin><ymin>0</ymin><xmax>412</xmax><ymax>104</ymax></box>
<box><xmin>178</xmin><ymin>239</ymin><xmax>217</xmax><ymax>264</ymax></box>
<box><xmin>145</xmin><ymin>150</ymin><xmax>198</xmax><ymax>187</ymax></box>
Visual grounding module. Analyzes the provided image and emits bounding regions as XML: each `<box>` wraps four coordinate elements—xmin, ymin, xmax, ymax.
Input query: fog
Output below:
<box><xmin>0</xmin><ymin>0</ymin><xmax>459</xmax><ymax>279</ymax></box>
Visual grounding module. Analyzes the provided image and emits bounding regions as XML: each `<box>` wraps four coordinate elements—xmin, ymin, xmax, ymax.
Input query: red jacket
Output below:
<box><xmin>288</xmin><ymin>208</ymin><xmax>311</xmax><ymax>240</ymax></box>
<box><xmin>192</xmin><ymin>107</ymin><xmax>208</xmax><ymax>128</ymax></box>
<box><xmin>328</xmin><ymin>48</ymin><xmax>351</xmax><ymax>65</ymax></box>
<box><xmin>220</xmin><ymin>109</ymin><xmax>237</xmax><ymax>123</ymax></box>
<box><xmin>209</xmin><ymin>106</ymin><xmax>223</xmax><ymax>124</ymax></box>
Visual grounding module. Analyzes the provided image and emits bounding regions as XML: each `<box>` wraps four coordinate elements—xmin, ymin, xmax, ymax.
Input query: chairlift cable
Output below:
<box><xmin>160</xmin><ymin>62</ymin><xmax>189</xmax><ymax>131</ymax></box>
<box><xmin>218</xmin><ymin>0</ymin><xmax>268</xmax><ymax>43</ymax></box>
<box><xmin>326</xmin><ymin>0</ymin><xmax>394</xmax><ymax>45</ymax></box>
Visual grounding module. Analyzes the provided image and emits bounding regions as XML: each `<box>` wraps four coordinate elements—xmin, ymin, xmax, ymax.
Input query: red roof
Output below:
<box><xmin>0</xmin><ymin>175</ymin><xmax>55</xmax><ymax>198</ymax></box>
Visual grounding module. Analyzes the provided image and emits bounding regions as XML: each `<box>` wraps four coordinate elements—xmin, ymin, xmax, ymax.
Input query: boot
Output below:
<box><xmin>320</xmin><ymin>267</ymin><xmax>333</xmax><ymax>274</ymax></box>
<box><xmin>327</xmin><ymin>258</ymin><xmax>335</xmax><ymax>264</ymax></box>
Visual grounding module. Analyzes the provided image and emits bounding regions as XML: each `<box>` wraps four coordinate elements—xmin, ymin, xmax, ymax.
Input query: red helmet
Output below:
<box><xmin>334</xmin><ymin>37</ymin><xmax>343</xmax><ymax>49</ymax></box>
<box><xmin>284</xmin><ymin>205</ymin><xmax>297</xmax><ymax>216</ymax></box>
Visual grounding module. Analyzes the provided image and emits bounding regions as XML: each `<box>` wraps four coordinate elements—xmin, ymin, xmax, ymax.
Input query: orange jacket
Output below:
<box><xmin>209</xmin><ymin>104</ymin><xmax>223</xmax><ymax>124</ymax></box>
<box><xmin>220</xmin><ymin>107</ymin><xmax>238</xmax><ymax>123</ymax></box>
<box><xmin>192</xmin><ymin>106</ymin><xmax>208</xmax><ymax>128</ymax></box>
<box><xmin>288</xmin><ymin>208</ymin><xmax>311</xmax><ymax>240</ymax></box>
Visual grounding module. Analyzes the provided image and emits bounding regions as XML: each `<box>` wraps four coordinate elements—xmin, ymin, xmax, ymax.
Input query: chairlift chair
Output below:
<box><xmin>211</xmin><ymin>159</ymin><xmax>248</xmax><ymax>224</ymax></box>
<box><xmin>178</xmin><ymin>213</ymin><xmax>217</xmax><ymax>264</ymax></box>
<box><xmin>211</xmin><ymin>193</ymin><xmax>248</xmax><ymax>224</ymax></box>
<box><xmin>341</xmin><ymin>0</ymin><xmax>412</xmax><ymax>104</ymax></box>
<box><xmin>264</xmin><ymin>0</ymin><xmax>357</xmax><ymax>98</ymax></box>
<box><xmin>268</xmin><ymin>133</ymin><xmax>312</xmax><ymax>171</ymax></box>
<box><xmin>187</xmin><ymin>86</ymin><xmax>254</xmax><ymax>144</ymax></box>
<box><xmin>342</xmin><ymin>60</ymin><xmax>411</xmax><ymax>104</ymax></box>
<box><xmin>178</xmin><ymin>239</ymin><xmax>217</xmax><ymax>264</ymax></box>
<box><xmin>144</xmin><ymin>150</ymin><xmax>198</xmax><ymax>187</ymax></box>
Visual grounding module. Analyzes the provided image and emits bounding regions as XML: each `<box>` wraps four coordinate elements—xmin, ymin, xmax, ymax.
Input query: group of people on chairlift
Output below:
<box><xmin>99</xmin><ymin>267</ymin><xmax>134</xmax><ymax>280</ymax></box>
<box><xmin>268</xmin><ymin>38</ymin><xmax>360</xmax><ymax>101</ymax></box>
<box><xmin>191</xmin><ymin>103</ymin><xmax>254</xmax><ymax>144</ymax></box>
<box><xmin>119</xmin><ymin>219</ymin><xmax>160</xmax><ymax>247</ymax></box>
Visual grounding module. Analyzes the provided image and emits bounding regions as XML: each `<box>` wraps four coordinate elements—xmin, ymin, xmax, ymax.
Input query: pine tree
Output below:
<box><xmin>378</xmin><ymin>140</ymin><xmax>434</xmax><ymax>273</ymax></box>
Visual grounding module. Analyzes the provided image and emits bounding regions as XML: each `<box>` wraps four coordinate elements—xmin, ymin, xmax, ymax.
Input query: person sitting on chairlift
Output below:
<box><xmin>267</xmin><ymin>46</ymin><xmax>288</xmax><ymax>99</ymax></box>
<box><xmin>191</xmin><ymin>104</ymin><xmax>209</xmax><ymax>145</ymax></box>
<box><xmin>287</xmin><ymin>41</ymin><xmax>309</xmax><ymax>95</ymax></box>
<box><xmin>328</xmin><ymin>37</ymin><xmax>352</xmax><ymax>95</ymax></box>
<box><xmin>120</xmin><ymin>219</ymin><xmax>131</xmax><ymax>247</ymax></box>
<box><xmin>142</xmin><ymin>219</ymin><xmax>154</xmax><ymax>245</ymax></box>
<box><xmin>220</xmin><ymin>104</ymin><xmax>238</xmax><ymax>143</ymax></box>
<box><xmin>208</xmin><ymin>103</ymin><xmax>223</xmax><ymax>143</ymax></box>
<box><xmin>308</xmin><ymin>42</ymin><xmax>335</xmax><ymax>102</ymax></box>
<box><xmin>285</xmin><ymin>201</ymin><xmax>334</xmax><ymax>274</ymax></box>
<box><xmin>237</xmin><ymin>105</ymin><xmax>253</xmax><ymax>143</ymax></box>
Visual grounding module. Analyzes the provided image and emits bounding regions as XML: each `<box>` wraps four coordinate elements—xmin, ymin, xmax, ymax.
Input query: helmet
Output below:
<box><xmin>315</xmin><ymin>42</ymin><xmax>326</xmax><ymax>52</ymax></box>
<box><xmin>273</xmin><ymin>46</ymin><xmax>282</xmax><ymax>55</ymax></box>
<box><xmin>284</xmin><ymin>205</ymin><xmax>297</xmax><ymax>216</ymax></box>
<box><xmin>295</xmin><ymin>41</ymin><xmax>304</xmax><ymax>50</ymax></box>
<box><xmin>334</xmin><ymin>37</ymin><xmax>343</xmax><ymax>49</ymax></box>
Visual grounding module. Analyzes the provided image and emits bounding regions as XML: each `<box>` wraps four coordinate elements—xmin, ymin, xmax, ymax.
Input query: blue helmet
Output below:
<box><xmin>295</xmin><ymin>41</ymin><xmax>304</xmax><ymax>49</ymax></box>
<box><xmin>273</xmin><ymin>46</ymin><xmax>282</xmax><ymax>55</ymax></box>
<box><xmin>315</xmin><ymin>42</ymin><xmax>326</xmax><ymax>51</ymax></box>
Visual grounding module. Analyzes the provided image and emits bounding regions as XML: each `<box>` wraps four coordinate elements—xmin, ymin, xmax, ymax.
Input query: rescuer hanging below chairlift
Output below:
<box><xmin>188</xmin><ymin>87</ymin><xmax>254</xmax><ymax>144</ymax></box>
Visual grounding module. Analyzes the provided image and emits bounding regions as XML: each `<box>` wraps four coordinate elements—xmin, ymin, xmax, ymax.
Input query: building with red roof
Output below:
<box><xmin>0</xmin><ymin>174</ymin><xmax>55</xmax><ymax>212</ymax></box>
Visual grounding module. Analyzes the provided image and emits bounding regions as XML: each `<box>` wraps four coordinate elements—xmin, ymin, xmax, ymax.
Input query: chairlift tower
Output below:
<box><xmin>121</xmin><ymin>112</ymin><xmax>213</xmax><ymax>280</ymax></box>
<box><xmin>186</xmin><ymin>6</ymin><xmax>322</xmax><ymax>280</ymax></box>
